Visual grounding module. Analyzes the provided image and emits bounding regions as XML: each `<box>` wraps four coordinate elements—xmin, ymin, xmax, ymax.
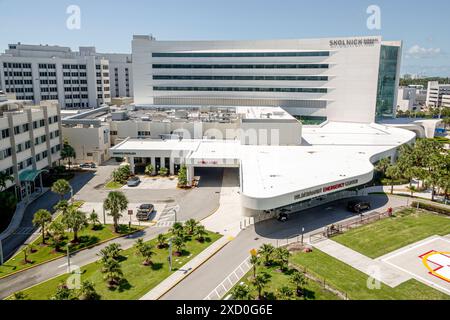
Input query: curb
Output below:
<box><xmin>0</xmin><ymin>226</ymin><xmax>146</xmax><ymax>281</ymax></box>
<box><xmin>149</xmin><ymin>236</ymin><xmax>231</xmax><ymax>300</ymax></box>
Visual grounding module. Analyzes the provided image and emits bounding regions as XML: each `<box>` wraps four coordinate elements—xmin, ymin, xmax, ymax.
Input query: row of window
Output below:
<box><xmin>152</xmin><ymin>64</ymin><xmax>329</xmax><ymax>69</ymax></box>
<box><xmin>153</xmin><ymin>86</ymin><xmax>328</xmax><ymax>93</ymax></box>
<box><xmin>62</xmin><ymin>64</ymin><xmax>87</xmax><ymax>70</ymax></box>
<box><xmin>138</xmin><ymin>131</ymin><xmax>151</xmax><ymax>136</ymax></box>
<box><xmin>6</xmin><ymin>79</ymin><xmax>33</xmax><ymax>85</ymax></box>
<box><xmin>152</xmin><ymin>75</ymin><xmax>329</xmax><ymax>81</ymax></box>
<box><xmin>96</xmin><ymin>65</ymin><xmax>109</xmax><ymax>70</ymax></box>
<box><xmin>152</xmin><ymin>51</ymin><xmax>330</xmax><ymax>58</ymax></box>
<box><xmin>38</xmin><ymin>64</ymin><xmax>56</xmax><ymax>69</ymax></box>
<box><xmin>13</xmin><ymin>123</ymin><xmax>30</xmax><ymax>135</ymax></box>
<box><xmin>65</xmin><ymin>94</ymin><xmax>89</xmax><ymax>99</ymax></box>
<box><xmin>6</xmin><ymin>87</ymin><xmax>34</xmax><ymax>93</ymax></box>
<box><xmin>40</xmin><ymin>79</ymin><xmax>57</xmax><ymax>85</ymax></box>
<box><xmin>3</xmin><ymin>71</ymin><xmax>32</xmax><ymax>77</ymax></box>
<box><xmin>64</xmin><ymin>86</ymin><xmax>88</xmax><ymax>92</ymax></box>
<box><xmin>40</xmin><ymin>87</ymin><xmax>58</xmax><ymax>92</ymax></box>
<box><xmin>64</xmin><ymin>79</ymin><xmax>88</xmax><ymax>84</ymax></box>
<box><xmin>41</xmin><ymin>95</ymin><xmax>58</xmax><ymax>100</ymax></box>
<box><xmin>16</xmin><ymin>140</ymin><xmax>32</xmax><ymax>153</ymax></box>
<box><xmin>63</xmin><ymin>72</ymin><xmax>87</xmax><ymax>77</ymax></box>
<box><xmin>39</xmin><ymin>72</ymin><xmax>57</xmax><ymax>77</ymax></box>
<box><xmin>3</xmin><ymin>63</ymin><xmax>31</xmax><ymax>69</ymax></box>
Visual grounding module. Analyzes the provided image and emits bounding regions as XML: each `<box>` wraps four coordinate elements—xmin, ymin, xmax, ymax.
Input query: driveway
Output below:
<box><xmin>160</xmin><ymin>194</ymin><xmax>409</xmax><ymax>300</ymax></box>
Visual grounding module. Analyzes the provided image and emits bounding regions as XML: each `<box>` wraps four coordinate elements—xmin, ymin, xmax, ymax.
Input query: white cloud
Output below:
<box><xmin>405</xmin><ymin>45</ymin><xmax>442</xmax><ymax>59</ymax></box>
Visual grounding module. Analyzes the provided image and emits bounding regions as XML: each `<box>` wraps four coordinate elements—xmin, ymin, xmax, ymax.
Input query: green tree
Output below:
<box><xmin>274</xmin><ymin>247</ymin><xmax>290</xmax><ymax>271</ymax></box>
<box><xmin>185</xmin><ymin>218</ymin><xmax>198</xmax><ymax>235</ymax></box>
<box><xmin>51</xmin><ymin>179</ymin><xmax>71</xmax><ymax>201</ymax></box>
<box><xmin>173</xmin><ymin>235</ymin><xmax>185</xmax><ymax>255</ymax></box>
<box><xmin>157</xmin><ymin>233</ymin><xmax>167</xmax><ymax>249</ymax></box>
<box><xmin>54</xmin><ymin>199</ymin><xmax>70</xmax><ymax>216</ymax></box>
<box><xmin>51</xmin><ymin>282</ymin><xmax>74</xmax><ymax>300</ymax></box>
<box><xmin>385</xmin><ymin>165</ymin><xmax>404</xmax><ymax>194</ymax></box>
<box><xmin>290</xmin><ymin>271</ymin><xmax>308</xmax><ymax>297</ymax></box>
<box><xmin>60</xmin><ymin>139</ymin><xmax>76</xmax><ymax>170</ymax></box>
<box><xmin>103</xmin><ymin>191</ymin><xmax>129</xmax><ymax>233</ymax></box>
<box><xmin>177</xmin><ymin>165</ymin><xmax>188</xmax><ymax>187</ymax></box>
<box><xmin>135</xmin><ymin>241</ymin><xmax>155</xmax><ymax>266</ymax></box>
<box><xmin>88</xmin><ymin>210</ymin><xmax>101</xmax><ymax>229</ymax></box>
<box><xmin>98</xmin><ymin>243</ymin><xmax>122</xmax><ymax>263</ymax></box>
<box><xmin>62</xmin><ymin>209</ymin><xmax>88</xmax><ymax>243</ymax></box>
<box><xmin>258</xmin><ymin>243</ymin><xmax>275</xmax><ymax>266</ymax></box>
<box><xmin>278</xmin><ymin>286</ymin><xmax>293</xmax><ymax>300</ymax></box>
<box><xmin>251</xmin><ymin>272</ymin><xmax>270</xmax><ymax>300</ymax></box>
<box><xmin>232</xmin><ymin>284</ymin><xmax>252</xmax><ymax>300</ymax></box>
<box><xmin>78</xmin><ymin>280</ymin><xmax>100</xmax><ymax>300</ymax></box>
<box><xmin>12</xmin><ymin>291</ymin><xmax>28</xmax><ymax>300</ymax></box>
<box><xmin>0</xmin><ymin>171</ymin><xmax>14</xmax><ymax>191</ymax></box>
<box><xmin>250</xmin><ymin>255</ymin><xmax>260</xmax><ymax>278</ymax></box>
<box><xmin>48</xmin><ymin>221</ymin><xmax>66</xmax><ymax>252</ymax></box>
<box><xmin>32</xmin><ymin>209</ymin><xmax>52</xmax><ymax>245</ymax></box>
<box><xmin>375</xmin><ymin>158</ymin><xmax>391</xmax><ymax>177</ymax></box>
<box><xmin>407</xmin><ymin>185</ymin><xmax>417</xmax><ymax>198</ymax></box>
<box><xmin>169</xmin><ymin>222</ymin><xmax>184</xmax><ymax>238</ymax></box>
<box><xmin>158</xmin><ymin>167</ymin><xmax>169</xmax><ymax>176</ymax></box>
<box><xmin>193</xmin><ymin>224</ymin><xmax>207</xmax><ymax>242</ymax></box>
<box><xmin>144</xmin><ymin>164</ymin><xmax>154</xmax><ymax>176</ymax></box>
<box><xmin>101</xmin><ymin>258</ymin><xmax>123</xmax><ymax>288</ymax></box>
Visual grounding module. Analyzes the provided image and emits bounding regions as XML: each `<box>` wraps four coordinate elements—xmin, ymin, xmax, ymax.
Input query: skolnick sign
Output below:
<box><xmin>329</xmin><ymin>38</ymin><xmax>380</xmax><ymax>48</ymax></box>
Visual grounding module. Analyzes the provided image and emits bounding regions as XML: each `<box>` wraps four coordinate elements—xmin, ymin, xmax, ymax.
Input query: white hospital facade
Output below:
<box><xmin>109</xmin><ymin>34</ymin><xmax>415</xmax><ymax>217</ymax></box>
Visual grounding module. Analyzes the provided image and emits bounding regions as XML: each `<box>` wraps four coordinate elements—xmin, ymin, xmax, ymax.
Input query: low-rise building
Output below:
<box><xmin>426</xmin><ymin>81</ymin><xmax>450</xmax><ymax>107</ymax></box>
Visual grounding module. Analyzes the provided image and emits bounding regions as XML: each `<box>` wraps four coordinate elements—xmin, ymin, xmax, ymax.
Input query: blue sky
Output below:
<box><xmin>1</xmin><ymin>0</ymin><xmax>449</xmax><ymax>76</ymax></box>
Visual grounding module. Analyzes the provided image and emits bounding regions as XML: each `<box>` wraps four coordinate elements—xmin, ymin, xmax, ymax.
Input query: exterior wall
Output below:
<box><xmin>62</xmin><ymin>124</ymin><xmax>111</xmax><ymax>164</ymax></box>
<box><xmin>397</xmin><ymin>87</ymin><xmax>416</xmax><ymax>112</ymax></box>
<box><xmin>426</xmin><ymin>81</ymin><xmax>450</xmax><ymax>107</ymax></box>
<box><xmin>132</xmin><ymin>35</ymin><xmax>393</xmax><ymax>123</ymax></box>
<box><xmin>442</xmin><ymin>95</ymin><xmax>450</xmax><ymax>108</ymax></box>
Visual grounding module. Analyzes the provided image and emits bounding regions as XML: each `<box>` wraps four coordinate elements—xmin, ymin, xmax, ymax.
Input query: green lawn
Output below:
<box><xmin>105</xmin><ymin>180</ymin><xmax>123</xmax><ymax>189</ymax></box>
<box><xmin>0</xmin><ymin>224</ymin><xmax>143</xmax><ymax>278</ymax></box>
<box><xmin>13</xmin><ymin>231</ymin><xmax>221</xmax><ymax>300</ymax></box>
<box><xmin>291</xmin><ymin>249</ymin><xmax>449</xmax><ymax>300</ymax></box>
<box><xmin>230</xmin><ymin>264</ymin><xmax>341</xmax><ymax>300</ymax></box>
<box><xmin>332</xmin><ymin>208</ymin><xmax>450</xmax><ymax>258</ymax></box>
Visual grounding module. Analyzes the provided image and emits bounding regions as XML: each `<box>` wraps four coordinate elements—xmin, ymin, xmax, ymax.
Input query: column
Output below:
<box><xmin>151</xmin><ymin>157</ymin><xmax>156</xmax><ymax>174</ymax></box>
<box><xmin>187</xmin><ymin>165</ymin><xmax>194</xmax><ymax>186</ymax></box>
<box><xmin>160</xmin><ymin>157</ymin><xmax>164</xmax><ymax>169</ymax></box>
<box><xmin>128</xmin><ymin>156</ymin><xmax>135</xmax><ymax>174</ymax></box>
<box><xmin>169</xmin><ymin>158</ymin><xmax>175</xmax><ymax>175</ymax></box>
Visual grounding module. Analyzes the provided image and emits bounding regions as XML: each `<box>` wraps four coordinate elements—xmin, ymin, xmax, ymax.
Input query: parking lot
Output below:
<box><xmin>121</xmin><ymin>175</ymin><xmax>179</xmax><ymax>190</ymax></box>
<box><xmin>379</xmin><ymin>235</ymin><xmax>450</xmax><ymax>295</ymax></box>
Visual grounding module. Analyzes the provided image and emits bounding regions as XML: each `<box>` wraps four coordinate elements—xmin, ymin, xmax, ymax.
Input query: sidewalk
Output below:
<box><xmin>140</xmin><ymin>236</ymin><xmax>231</xmax><ymax>300</ymax></box>
<box><xmin>312</xmin><ymin>239</ymin><xmax>412</xmax><ymax>287</ymax></box>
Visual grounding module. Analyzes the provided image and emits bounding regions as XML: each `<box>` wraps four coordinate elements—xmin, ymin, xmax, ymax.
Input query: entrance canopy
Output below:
<box><xmin>19</xmin><ymin>169</ymin><xmax>48</xmax><ymax>182</ymax></box>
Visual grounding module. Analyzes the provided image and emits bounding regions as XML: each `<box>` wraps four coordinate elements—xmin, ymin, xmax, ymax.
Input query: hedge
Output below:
<box><xmin>411</xmin><ymin>201</ymin><xmax>450</xmax><ymax>216</ymax></box>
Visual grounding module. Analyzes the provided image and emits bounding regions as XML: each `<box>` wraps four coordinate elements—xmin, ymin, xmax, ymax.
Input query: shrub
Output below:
<box><xmin>411</xmin><ymin>201</ymin><xmax>450</xmax><ymax>216</ymax></box>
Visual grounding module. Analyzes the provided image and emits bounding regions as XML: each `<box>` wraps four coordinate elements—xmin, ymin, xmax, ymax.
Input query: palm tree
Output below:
<box><xmin>88</xmin><ymin>210</ymin><xmax>100</xmax><ymax>229</ymax></box>
<box><xmin>157</xmin><ymin>233</ymin><xmax>167</xmax><ymax>249</ymax></box>
<box><xmin>231</xmin><ymin>284</ymin><xmax>251</xmax><ymax>300</ymax></box>
<box><xmin>173</xmin><ymin>235</ymin><xmax>185</xmax><ymax>256</ymax></box>
<box><xmin>177</xmin><ymin>165</ymin><xmax>188</xmax><ymax>187</ymax></box>
<box><xmin>258</xmin><ymin>243</ymin><xmax>275</xmax><ymax>266</ymax></box>
<box><xmin>62</xmin><ymin>209</ymin><xmax>88</xmax><ymax>243</ymax></box>
<box><xmin>103</xmin><ymin>191</ymin><xmax>129</xmax><ymax>233</ymax></box>
<box><xmin>274</xmin><ymin>247</ymin><xmax>290</xmax><ymax>271</ymax></box>
<box><xmin>251</xmin><ymin>272</ymin><xmax>270</xmax><ymax>300</ymax></box>
<box><xmin>51</xmin><ymin>282</ymin><xmax>74</xmax><ymax>300</ymax></box>
<box><xmin>136</xmin><ymin>241</ymin><xmax>154</xmax><ymax>266</ymax></box>
<box><xmin>290</xmin><ymin>271</ymin><xmax>307</xmax><ymax>297</ymax></box>
<box><xmin>51</xmin><ymin>179</ymin><xmax>71</xmax><ymax>201</ymax></box>
<box><xmin>278</xmin><ymin>286</ymin><xmax>293</xmax><ymax>300</ymax></box>
<box><xmin>54</xmin><ymin>199</ymin><xmax>70</xmax><ymax>215</ymax></box>
<box><xmin>193</xmin><ymin>225</ymin><xmax>207</xmax><ymax>242</ymax></box>
<box><xmin>169</xmin><ymin>222</ymin><xmax>184</xmax><ymax>238</ymax></box>
<box><xmin>375</xmin><ymin>158</ymin><xmax>391</xmax><ymax>177</ymax></box>
<box><xmin>407</xmin><ymin>185</ymin><xmax>417</xmax><ymax>198</ymax></box>
<box><xmin>23</xmin><ymin>244</ymin><xmax>32</xmax><ymax>264</ymax></box>
<box><xmin>98</xmin><ymin>243</ymin><xmax>122</xmax><ymax>263</ymax></box>
<box><xmin>101</xmin><ymin>258</ymin><xmax>123</xmax><ymax>288</ymax></box>
<box><xmin>32</xmin><ymin>209</ymin><xmax>52</xmax><ymax>245</ymax></box>
<box><xmin>78</xmin><ymin>280</ymin><xmax>100</xmax><ymax>300</ymax></box>
<box><xmin>250</xmin><ymin>255</ymin><xmax>260</xmax><ymax>278</ymax></box>
<box><xmin>0</xmin><ymin>171</ymin><xmax>14</xmax><ymax>191</ymax></box>
<box><xmin>48</xmin><ymin>221</ymin><xmax>66</xmax><ymax>252</ymax></box>
<box><xmin>185</xmin><ymin>219</ymin><xmax>198</xmax><ymax>235</ymax></box>
<box><xmin>385</xmin><ymin>165</ymin><xmax>403</xmax><ymax>194</ymax></box>
<box><xmin>60</xmin><ymin>139</ymin><xmax>76</xmax><ymax>170</ymax></box>
<box><xmin>158</xmin><ymin>167</ymin><xmax>169</xmax><ymax>176</ymax></box>
<box><xmin>12</xmin><ymin>291</ymin><xmax>28</xmax><ymax>300</ymax></box>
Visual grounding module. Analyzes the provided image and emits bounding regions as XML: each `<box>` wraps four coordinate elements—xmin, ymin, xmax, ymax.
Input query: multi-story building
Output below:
<box><xmin>442</xmin><ymin>95</ymin><xmax>450</xmax><ymax>108</ymax></box>
<box><xmin>426</xmin><ymin>81</ymin><xmax>450</xmax><ymax>107</ymax></box>
<box><xmin>0</xmin><ymin>43</ymin><xmax>132</xmax><ymax>109</ymax></box>
<box><xmin>132</xmin><ymin>35</ymin><xmax>402</xmax><ymax>123</ymax></box>
<box><xmin>0</xmin><ymin>92</ymin><xmax>62</xmax><ymax>199</ymax></box>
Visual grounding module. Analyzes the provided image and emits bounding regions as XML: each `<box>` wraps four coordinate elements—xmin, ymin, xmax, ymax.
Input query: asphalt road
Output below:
<box><xmin>160</xmin><ymin>194</ymin><xmax>408</xmax><ymax>300</ymax></box>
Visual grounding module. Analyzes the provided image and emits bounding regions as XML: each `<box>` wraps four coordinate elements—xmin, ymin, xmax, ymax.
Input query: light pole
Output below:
<box><xmin>301</xmin><ymin>227</ymin><xmax>305</xmax><ymax>245</ymax></box>
<box><xmin>67</xmin><ymin>243</ymin><xmax>71</xmax><ymax>273</ymax></box>
<box><xmin>168</xmin><ymin>238</ymin><xmax>173</xmax><ymax>272</ymax></box>
<box><xmin>102</xmin><ymin>206</ymin><xmax>106</xmax><ymax>225</ymax></box>
<box><xmin>69</xmin><ymin>185</ymin><xmax>73</xmax><ymax>203</ymax></box>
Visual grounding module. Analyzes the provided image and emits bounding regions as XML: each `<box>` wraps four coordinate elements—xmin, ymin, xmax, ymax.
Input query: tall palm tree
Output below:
<box><xmin>88</xmin><ymin>210</ymin><xmax>101</xmax><ymax>229</ymax></box>
<box><xmin>0</xmin><ymin>171</ymin><xmax>14</xmax><ymax>191</ymax></box>
<box><xmin>137</xmin><ymin>242</ymin><xmax>155</xmax><ymax>266</ymax></box>
<box><xmin>51</xmin><ymin>179</ymin><xmax>71</xmax><ymax>201</ymax></box>
<box><xmin>32</xmin><ymin>209</ymin><xmax>52</xmax><ymax>245</ymax></box>
<box><xmin>385</xmin><ymin>165</ymin><xmax>404</xmax><ymax>194</ymax></box>
<box><xmin>274</xmin><ymin>247</ymin><xmax>290</xmax><ymax>271</ymax></box>
<box><xmin>103</xmin><ymin>191</ymin><xmax>129</xmax><ymax>233</ymax></box>
<box><xmin>250</xmin><ymin>255</ymin><xmax>260</xmax><ymax>278</ymax></box>
<box><xmin>62</xmin><ymin>209</ymin><xmax>88</xmax><ymax>243</ymax></box>
<box><xmin>54</xmin><ymin>199</ymin><xmax>70</xmax><ymax>216</ymax></box>
<box><xmin>251</xmin><ymin>272</ymin><xmax>270</xmax><ymax>300</ymax></box>
<box><xmin>258</xmin><ymin>243</ymin><xmax>275</xmax><ymax>266</ymax></box>
<box><xmin>173</xmin><ymin>235</ymin><xmax>185</xmax><ymax>255</ymax></box>
<box><xmin>169</xmin><ymin>222</ymin><xmax>184</xmax><ymax>238</ymax></box>
<box><xmin>375</xmin><ymin>158</ymin><xmax>391</xmax><ymax>177</ymax></box>
<box><xmin>185</xmin><ymin>219</ymin><xmax>199</xmax><ymax>235</ymax></box>
<box><xmin>231</xmin><ymin>284</ymin><xmax>251</xmax><ymax>300</ymax></box>
<box><xmin>60</xmin><ymin>139</ymin><xmax>76</xmax><ymax>170</ymax></box>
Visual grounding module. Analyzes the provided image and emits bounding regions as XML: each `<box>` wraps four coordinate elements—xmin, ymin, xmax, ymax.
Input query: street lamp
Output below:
<box><xmin>67</xmin><ymin>243</ymin><xmax>71</xmax><ymax>273</ymax></box>
<box><xmin>301</xmin><ymin>227</ymin><xmax>305</xmax><ymax>245</ymax></box>
<box><xmin>168</xmin><ymin>237</ymin><xmax>173</xmax><ymax>272</ymax></box>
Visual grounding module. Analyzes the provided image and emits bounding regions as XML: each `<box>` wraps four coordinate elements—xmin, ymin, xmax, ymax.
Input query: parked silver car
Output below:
<box><xmin>127</xmin><ymin>176</ymin><xmax>140</xmax><ymax>187</ymax></box>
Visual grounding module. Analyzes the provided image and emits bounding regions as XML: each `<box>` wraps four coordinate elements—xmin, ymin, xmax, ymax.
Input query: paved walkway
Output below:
<box><xmin>312</xmin><ymin>239</ymin><xmax>412</xmax><ymax>287</ymax></box>
<box><xmin>140</xmin><ymin>236</ymin><xmax>231</xmax><ymax>300</ymax></box>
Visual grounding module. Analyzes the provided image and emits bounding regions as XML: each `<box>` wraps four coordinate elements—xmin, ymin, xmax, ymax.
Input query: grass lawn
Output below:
<box><xmin>332</xmin><ymin>208</ymin><xmax>450</xmax><ymax>258</ymax></box>
<box><xmin>230</xmin><ymin>264</ymin><xmax>341</xmax><ymax>300</ymax></box>
<box><xmin>0</xmin><ymin>224</ymin><xmax>144</xmax><ymax>278</ymax></box>
<box><xmin>105</xmin><ymin>180</ymin><xmax>123</xmax><ymax>189</ymax></box>
<box><xmin>291</xmin><ymin>249</ymin><xmax>449</xmax><ymax>300</ymax></box>
<box><xmin>14</xmin><ymin>231</ymin><xmax>221</xmax><ymax>300</ymax></box>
